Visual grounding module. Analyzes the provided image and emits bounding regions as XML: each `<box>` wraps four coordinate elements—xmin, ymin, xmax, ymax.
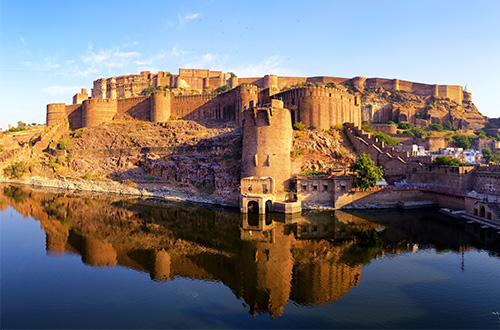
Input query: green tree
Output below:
<box><xmin>433</xmin><ymin>155</ymin><xmax>462</xmax><ymax>166</ymax></box>
<box><xmin>452</xmin><ymin>134</ymin><xmax>471</xmax><ymax>149</ymax></box>
<box><xmin>410</xmin><ymin>127</ymin><xmax>426</xmax><ymax>138</ymax></box>
<box><xmin>349</xmin><ymin>153</ymin><xmax>384</xmax><ymax>192</ymax></box>
<box><xmin>490</xmin><ymin>151</ymin><xmax>500</xmax><ymax>164</ymax></box>
<box><xmin>443</xmin><ymin>120</ymin><xmax>456</xmax><ymax>131</ymax></box>
<box><xmin>482</xmin><ymin>148</ymin><xmax>492</xmax><ymax>163</ymax></box>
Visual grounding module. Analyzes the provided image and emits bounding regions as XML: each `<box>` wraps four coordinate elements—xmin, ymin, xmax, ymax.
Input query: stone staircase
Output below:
<box><xmin>487</xmin><ymin>202</ymin><xmax>500</xmax><ymax>220</ymax></box>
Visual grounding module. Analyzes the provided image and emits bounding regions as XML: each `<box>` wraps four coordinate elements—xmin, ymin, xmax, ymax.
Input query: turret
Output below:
<box><xmin>46</xmin><ymin>103</ymin><xmax>66</xmax><ymax>127</ymax></box>
<box><xmin>151</xmin><ymin>90</ymin><xmax>171</xmax><ymax>122</ymax></box>
<box><xmin>241</xmin><ymin>99</ymin><xmax>292</xmax><ymax>191</ymax></box>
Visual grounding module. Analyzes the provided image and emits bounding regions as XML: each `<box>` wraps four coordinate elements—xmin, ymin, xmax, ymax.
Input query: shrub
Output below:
<box><xmin>146</xmin><ymin>176</ymin><xmax>155</xmax><ymax>181</ymax></box>
<box><xmin>293</xmin><ymin>121</ymin><xmax>305</xmax><ymax>131</ymax></box>
<box><xmin>124</xmin><ymin>179</ymin><xmax>136</xmax><ymax>188</ymax></box>
<box><xmin>361</xmin><ymin>124</ymin><xmax>373</xmax><ymax>132</ymax></box>
<box><xmin>397</xmin><ymin>122</ymin><xmax>413</xmax><ymax>129</ymax></box>
<box><xmin>427</xmin><ymin>123</ymin><xmax>444</xmax><ymax>132</ymax></box>
<box><xmin>59</xmin><ymin>137</ymin><xmax>72</xmax><ymax>150</ymax></box>
<box><xmin>443</xmin><ymin>120</ymin><xmax>456</xmax><ymax>131</ymax></box>
<box><xmin>387</xmin><ymin>121</ymin><xmax>396</xmax><ymax>125</ymax></box>
<box><xmin>213</xmin><ymin>85</ymin><xmax>231</xmax><ymax>93</ymax></box>
<box><xmin>410</xmin><ymin>127</ymin><xmax>426</xmax><ymax>138</ymax></box>
<box><xmin>373</xmin><ymin>132</ymin><xmax>399</xmax><ymax>145</ymax></box>
<box><xmin>3</xmin><ymin>162</ymin><xmax>28</xmax><ymax>178</ymax></box>
<box><xmin>302</xmin><ymin>170</ymin><xmax>323</xmax><ymax>176</ymax></box>
<box><xmin>432</xmin><ymin>155</ymin><xmax>463</xmax><ymax>166</ymax></box>
<box><xmin>291</xmin><ymin>148</ymin><xmax>304</xmax><ymax>159</ymax></box>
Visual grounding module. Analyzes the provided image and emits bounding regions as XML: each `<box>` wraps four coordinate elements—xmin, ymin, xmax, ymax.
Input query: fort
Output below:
<box><xmin>46</xmin><ymin>68</ymin><xmax>475</xmax><ymax>131</ymax></box>
<box><xmin>39</xmin><ymin>68</ymin><xmax>500</xmax><ymax>226</ymax></box>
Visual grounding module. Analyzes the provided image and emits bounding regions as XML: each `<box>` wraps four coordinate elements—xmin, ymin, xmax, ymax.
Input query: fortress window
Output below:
<box><xmin>312</xmin><ymin>182</ymin><xmax>318</xmax><ymax>191</ymax></box>
<box><xmin>340</xmin><ymin>185</ymin><xmax>346</xmax><ymax>192</ymax></box>
<box><xmin>323</xmin><ymin>183</ymin><xmax>329</xmax><ymax>192</ymax></box>
<box><xmin>329</xmin><ymin>93</ymin><xmax>331</xmax><ymax>97</ymax></box>
<box><xmin>301</xmin><ymin>182</ymin><xmax>307</xmax><ymax>192</ymax></box>
<box><xmin>292</xmin><ymin>98</ymin><xmax>295</xmax><ymax>105</ymax></box>
<box><xmin>262</xmin><ymin>184</ymin><xmax>268</xmax><ymax>194</ymax></box>
<box><xmin>248</xmin><ymin>185</ymin><xmax>253</xmax><ymax>192</ymax></box>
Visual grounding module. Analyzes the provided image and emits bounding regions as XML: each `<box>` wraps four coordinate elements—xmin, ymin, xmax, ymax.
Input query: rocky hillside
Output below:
<box><xmin>355</xmin><ymin>85</ymin><xmax>486</xmax><ymax>130</ymax></box>
<box><xmin>0</xmin><ymin>118</ymin><xmax>355</xmax><ymax>206</ymax></box>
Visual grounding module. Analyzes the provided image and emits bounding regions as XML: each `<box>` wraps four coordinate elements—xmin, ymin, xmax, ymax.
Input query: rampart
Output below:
<box><xmin>273</xmin><ymin>86</ymin><xmax>361</xmax><ymax>130</ymax></box>
<box><xmin>363</xmin><ymin>78</ymin><xmax>467</xmax><ymax>104</ymax></box>
<box><xmin>46</xmin><ymin>69</ymin><xmax>471</xmax><ymax>134</ymax></box>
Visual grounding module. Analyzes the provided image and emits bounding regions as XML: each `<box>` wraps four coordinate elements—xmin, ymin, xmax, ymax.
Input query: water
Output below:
<box><xmin>1</xmin><ymin>185</ymin><xmax>499</xmax><ymax>329</ymax></box>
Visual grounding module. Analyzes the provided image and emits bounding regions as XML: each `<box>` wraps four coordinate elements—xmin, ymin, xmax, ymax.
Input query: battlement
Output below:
<box><xmin>84</xmin><ymin>98</ymin><xmax>117</xmax><ymax>105</ymax></box>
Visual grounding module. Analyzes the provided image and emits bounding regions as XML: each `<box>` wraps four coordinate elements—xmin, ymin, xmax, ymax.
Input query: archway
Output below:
<box><xmin>248</xmin><ymin>201</ymin><xmax>259</xmax><ymax>213</ymax></box>
<box><xmin>265</xmin><ymin>200</ymin><xmax>272</xmax><ymax>213</ymax></box>
<box><xmin>479</xmin><ymin>206</ymin><xmax>485</xmax><ymax>217</ymax></box>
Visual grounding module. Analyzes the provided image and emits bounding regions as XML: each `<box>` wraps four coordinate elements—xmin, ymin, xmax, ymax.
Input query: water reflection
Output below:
<box><xmin>1</xmin><ymin>185</ymin><xmax>499</xmax><ymax>318</ymax></box>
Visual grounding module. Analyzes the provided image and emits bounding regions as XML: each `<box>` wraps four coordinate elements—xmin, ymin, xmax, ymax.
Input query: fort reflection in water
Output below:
<box><xmin>1</xmin><ymin>185</ymin><xmax>497</xmax><ymax>318</ymax></box>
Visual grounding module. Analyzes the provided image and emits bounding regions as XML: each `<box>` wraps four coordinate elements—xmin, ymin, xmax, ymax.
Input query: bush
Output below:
<box><xmin>146</xmin><ymin>176</ymin><xmax>155</xmax><ymax>181</ymax></box>
<box><xmin>427</xmin><ymin>123</ymin><xmax>444</xmax><ymax>132</ymax></box>
<box><xmin>387</xmin><ymin>121</ymin><xmax>396</xmax><ymax>125</ymax></box>
<box><xmin>213</xmin><ymin>85</ymin><xmax>231</xmax><ymax>93</ymax></box>
<box><xmin>302</xmin><ymin>170</ymin><xmax>323</xmax><ymax>176</ymax></box>
<box><xmin>293</xmin><ymin>121</ymin><xmax>305</xmax><ymax>131</ymax></box>
<box><xmin>443</xmin><ymin>120</ymin><xmax>456</xmax><ymax>131</ymax></box>
<box><xmin>373</xmin><ymin>132</ymin><xmax>399</xmax><ymax>145</ymax></box>
<box><xmin>59</xmin><ymin>137</ymin><xmax>72</xmax><ymax>150</ymax></box>
<box><xmin>397</xmin><ymin>122</ymin><xmax>413</xmax><ymax>129</ymax></box>
<box><xmin>3</xmin><ymin>162</ymin><xmax>28</xmax><ymax>178</ymax></box>
<box><xmin>361</xmin><ymin>124</ymin><xmax>373</xmax><ymax>132</ymax></box>
<box><xmin>410</xmin><ymin>127</ymin><xmax>426</xmax><ymax>138</ymax></box>
<box><xmin>291</xmin><ymin>148</ymin><xmax>304</xmax><ymax>159</ymax></box>
<box><xmin>433</xmin><ymin>155</ymin><xmax>464</xmax><ymax>166</ymax></box>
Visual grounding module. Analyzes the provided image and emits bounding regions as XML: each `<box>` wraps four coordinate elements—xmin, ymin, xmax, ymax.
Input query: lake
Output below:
<box><xmin>1</xmin><ymin>185</ymin><xmax>499</xmax><ymax>329</ymax></box>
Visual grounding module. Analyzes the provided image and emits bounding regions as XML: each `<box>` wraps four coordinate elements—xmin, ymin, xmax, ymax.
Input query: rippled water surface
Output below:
<box><xmin>1</xmin><ymin>185</ymin><xmax>499</xmax><ymax>329</ymax></box>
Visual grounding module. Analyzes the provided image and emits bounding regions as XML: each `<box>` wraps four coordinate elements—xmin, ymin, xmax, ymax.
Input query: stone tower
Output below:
<box><xmin>241</xmin><ymin>99</ymin><xmax>292</xmax><ymax>192</ymax></box>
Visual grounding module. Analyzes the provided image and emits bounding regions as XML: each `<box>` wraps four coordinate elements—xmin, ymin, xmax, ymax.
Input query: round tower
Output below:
<box><xmin>241</xmin><ymin>99</ymin><xmax>292</xmax><ymax>192</ymax></box>
<box><xmin>46</xmin><ymin>103</ymin><xmax>66</xmax><ymax>127</ymax></box>
<box><xmin>151</xmin><ymin>90</ymin><xmax>171</xmax><ymax>122</ymax></box>
<box><xmin>263</xmin><ymin>74</ymin><xmax>279</xmax><ymax>96</ymax></box>
<box><xmin>82</xmin><ymin>99</ymin><xmax>118</xmax><ymax>127</ymax></box>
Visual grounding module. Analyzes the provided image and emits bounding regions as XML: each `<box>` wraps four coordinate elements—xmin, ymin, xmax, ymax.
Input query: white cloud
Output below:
<box><xmin>178</xmin><ymin>12</ymin><xmax>200</xmax><ymax>25</ymax></box>
<box><xmin>42</xmin><ymin>85</ymin><xmax>82</xmax><ymax>96</ymax></box>
<box><xmin>20</xmin><ymin>37</ymin><xmax>25</xmax><ymax>46</ymax></box>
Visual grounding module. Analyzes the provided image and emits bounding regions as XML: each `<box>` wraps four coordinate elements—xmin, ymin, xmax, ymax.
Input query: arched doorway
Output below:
<box><xmin>265</xmin><ymin>200</ymin><xmax>272</xmax><ymax>213</ymax></box>
<box><xmin>480</xmin><ymin>206</ymin><xmax>485</xmax><ymax>217</ymax></box>
<box><xmin>248</xmin><ymin>201</ymin><xmax>259</xmax><ymax>213</ymax></box>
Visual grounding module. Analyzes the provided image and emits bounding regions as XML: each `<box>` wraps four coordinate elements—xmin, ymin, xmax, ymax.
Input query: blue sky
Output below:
<box><xmin>0</xmin><ymin>0</ymin><xmax>499</xmax><ymax>130</ymax></box>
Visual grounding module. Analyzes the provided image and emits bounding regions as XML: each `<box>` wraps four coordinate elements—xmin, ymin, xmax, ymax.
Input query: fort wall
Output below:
<box><xmin>273</xmin><ymin>86</ymin><xmax>361</xmax><ymax>129</ymax></box>
<box><xmin>65</xmin><ymin>104</ymin><xmax>83</xmax><ymax>130</ymax></box>
<box><xmin>46</xmin><ymin>103</ymin><xmax>67</xmax><ymax>127</ymax></box>
<box><xmin>117</xmin><ymin>96</ymin><xmax>150</xmax><ymax>121</ymax></box>
<box><xmin>82</xmin><ymin>99</ymin><xmax>118</xmax><ymax>127</ymax></box>
<box><xmin>363</xmin><ymin>78</ymin><xmax>466</xmax><ymax>104</ymax></box>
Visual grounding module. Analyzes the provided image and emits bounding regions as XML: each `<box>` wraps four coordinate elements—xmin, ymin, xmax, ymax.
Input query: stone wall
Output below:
<box><xmin>273</xmin><ymin>86</ymin><xmax>361</xmax><ymax>130</ymax></box>
<box><xmin>117</xmin><ymin>96</ymin><xmax>150</xmax><ymax>121</ymax></box>
<box><xmin>82</xmin><ymin>99</ymin><xmax>118</xmax><ymax>127</ymax></box>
